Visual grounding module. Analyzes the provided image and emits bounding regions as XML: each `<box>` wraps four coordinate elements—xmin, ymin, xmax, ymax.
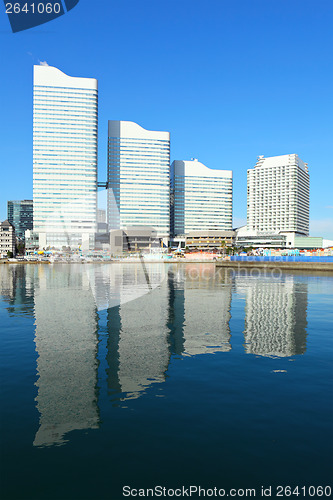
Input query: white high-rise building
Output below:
<box><xmin>107</xmin><ymin>121</ymin><xmax>170</xmax><ymax>238</ymax></box>
<box><xmin>247</xmin><ymin>154</ymin><xmax>309</xmax><ymax>235</ymax></box>
<box><xmin>171</xmin><ymin>159</ymin><xmax>233</xmax><ymax>236</ymax></box>
<box><xmin>33</xmin><ymin>65</ymin><xmax>98</xmax><ymax>250</ymax></box>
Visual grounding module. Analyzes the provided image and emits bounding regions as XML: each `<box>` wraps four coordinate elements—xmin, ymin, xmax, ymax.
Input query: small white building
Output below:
<box><xmin>0</xmin><ymin>220</ymin><xmax>16</xmax><ymax>257</ymax></box>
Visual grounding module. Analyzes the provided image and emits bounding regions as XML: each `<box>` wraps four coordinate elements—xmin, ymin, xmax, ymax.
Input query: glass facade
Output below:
<box><xmin>33</xmin><ymin>65</ymin><xmax>98</xmax><ymax>249</ymax></box>
<box><xmin>7</xmin><ymin>200</ymin><xmax>33</xmax><ymax>241</ymax></box>
<box><xmin>171</xmin><ymin>160</ymin><xmax>233</xmax><ymax>236</ymax></box>
<box><xmin>107</xmin><ymin>121</ymin><xmax>170</xmax><ymax>237</ymax></box>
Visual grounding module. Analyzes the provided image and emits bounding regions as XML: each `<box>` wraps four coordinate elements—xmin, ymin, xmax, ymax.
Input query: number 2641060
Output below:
<box><xmin>6</xmin><ymin>3</ymin><xmax>62</xmax><ymax>14</ymax></box>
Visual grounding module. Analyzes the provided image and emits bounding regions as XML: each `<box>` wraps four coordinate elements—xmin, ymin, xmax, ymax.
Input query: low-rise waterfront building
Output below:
<box><xmin>285</xmin><ymin>234</ymin><xmax>323</xmax><ymax>249</ymax></box>
<box><xmin>24</xmin><ymin>229</ymin><xmax>39</xmax><ymax>251</ymax></box>
<box><xmin>184</xmin><ymin>230</ymin><xmax>235</xmax><ymax>251</ymax></box>
<box><xmin>235</xmin><ymin>227</ymin><xmax>287</xmax><ymax>248</ymax></box>
<box><xmin>235</xmin><ymin>226</ymin><xmax>324</xmax><ymax>250</ymax></box>
<box><xmin>0</xmin><ymin>220</ymin><xmax>16</xmax><ymax>257</ymax></box>
<box><xmin>109</xmin><ymin>226</ymin><xmax>161</xmax><ymax>254</ymax></box>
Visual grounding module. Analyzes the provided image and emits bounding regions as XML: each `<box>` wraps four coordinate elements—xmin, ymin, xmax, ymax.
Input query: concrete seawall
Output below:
<box><xmin>2</xmin><ymin>259</ymin><xmax>333</xmax><ymax>271</ymax></box>
<box><xmin>215</xmin><ymin>260</ymin><xmax>333</xmax><ymax>272</ymax></box>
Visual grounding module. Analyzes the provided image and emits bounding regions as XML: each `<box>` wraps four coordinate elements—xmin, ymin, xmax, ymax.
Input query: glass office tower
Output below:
<box><xmin>171</xmin><ymin>159</ymin><xmax>233</xmax><ymax>236</ymax></box>
<box><xmin>33</xmin><ymin>65</ymin><xmax>98</xmax><ymax>250</ymax></box>
<box><xmin>107</xmin><ymin>121</ymin><xmax>170</xmax><ymax>239</ymax></box>
<box><xmin>7</xmin><ymin>200</ymin><xmax>33</xmax><ymax>241</ymax></box>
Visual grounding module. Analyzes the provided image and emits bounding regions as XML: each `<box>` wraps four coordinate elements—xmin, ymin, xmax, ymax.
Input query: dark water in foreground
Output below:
<box><xmin>0</xmin><ymin>263</ymin><xmax>332</xmax><ymax>500</ymax></box>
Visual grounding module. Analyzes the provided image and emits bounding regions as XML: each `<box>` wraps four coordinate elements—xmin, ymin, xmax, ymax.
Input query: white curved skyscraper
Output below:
<box><xmin>171</xmin><ymin>159</ymin><xmax>233</xmax><ymax>236</ymax></box>
<box><xmin>107</xmin><ymin>120</ymin><xmax>170</xmax><ymax>239</ymax></box>
<box><xmin>33</xmin><ymin>65</ymin><xmax>98</xmax><ymax>250</ymax></box>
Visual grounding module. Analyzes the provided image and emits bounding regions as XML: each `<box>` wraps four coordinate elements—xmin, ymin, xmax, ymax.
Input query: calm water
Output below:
<box><xmin>0</xmin><ymin>263</ymin><xmax>332</xmax><ymax>500</ymax></box>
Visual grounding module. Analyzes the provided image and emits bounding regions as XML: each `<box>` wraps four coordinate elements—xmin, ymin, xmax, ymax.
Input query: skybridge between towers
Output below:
<box><xmin>97</xmin><ymin>182</ymin><xmax>109</xmax><ymax>189</ymax></box>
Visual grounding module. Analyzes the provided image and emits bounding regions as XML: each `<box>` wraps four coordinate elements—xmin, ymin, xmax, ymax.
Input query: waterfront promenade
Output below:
<box><xmin>1</xmin><ymin>256</ymin><xmax>333</xmax><ymax>271</ymax></box>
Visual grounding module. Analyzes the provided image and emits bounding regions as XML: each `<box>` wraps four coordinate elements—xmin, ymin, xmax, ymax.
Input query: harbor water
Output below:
<box><xmin>0</xmin><ymin>263</ymin><xmax>332</xmax><ymax>499</ymax></box>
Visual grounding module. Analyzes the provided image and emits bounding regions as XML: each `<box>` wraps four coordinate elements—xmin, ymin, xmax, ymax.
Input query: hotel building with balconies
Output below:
<box><xmin>247</xmin><ymin>154</ymin><xmax>309</xmax><ymax>235</ymax></box>
<box><xmin>236</xmin><ymin>154</ymin><xmax>310</xmax><ymax>248</ymax></box>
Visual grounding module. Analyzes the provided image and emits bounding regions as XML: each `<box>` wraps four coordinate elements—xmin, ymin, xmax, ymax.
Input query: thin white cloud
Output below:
<box><xmin>325</xmin><ymin>205</ymin><xmax>333</xmax><ymax>209</ymax></box>
<box><xmin>39</xmin><ymin>60</ymin><xmax>49</xmax><ymax>66</ymax></box>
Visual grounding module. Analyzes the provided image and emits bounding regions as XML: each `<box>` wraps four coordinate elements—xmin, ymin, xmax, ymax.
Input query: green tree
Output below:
<box><xmin>220</xmin><ymin>240</ymin><xmax>226</xmax><ymax>256</ymax></box>
<box><xmin>16</xmin><ymin>242</ymin><xmax>25</xmax><ymax>255</ymax></box>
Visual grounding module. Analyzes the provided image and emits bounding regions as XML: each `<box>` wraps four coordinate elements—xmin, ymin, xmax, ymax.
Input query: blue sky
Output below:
<box><xmin>1</xmin><ymin>0</ymin><xmax>332</xmax><ymax>237</ymax></box>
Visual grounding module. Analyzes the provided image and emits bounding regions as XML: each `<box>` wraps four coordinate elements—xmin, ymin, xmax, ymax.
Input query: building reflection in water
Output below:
<box><xmin>235</xmin><ymin>273</ymin><xmax>308</xmax><ymax>357</ymax></box>
<box><xmin>0</xmin><ymin>264</ymin><xmax>35</xmax><ymax>315</ymax></box>
<box><xmin>0</xmin><ymin>263</ymin><xmax>310</xmax><ymax>445</ymax></box>
<box><xmin>33</xmin><ymin>264</ymin><xmax>99</xmax><ymax>447</ymax></box>
<box><xmin>105</xmin><ymin>264</ymin><xmax>232</xmax><ymax>402</ymax></box>
<box><xmin>105</xmin><ymin>263</ymin><xmax>170</xmax><ymax>400</ymax></box>
<box><xmin>176</xmin><ymin>264</ymin><xmax>232</xmax><ymax>356</ymax></box>
<box><xmin>85</xmin><ymin>261</ymin><xmax>167</xmax><ymax>311</ymax></box>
